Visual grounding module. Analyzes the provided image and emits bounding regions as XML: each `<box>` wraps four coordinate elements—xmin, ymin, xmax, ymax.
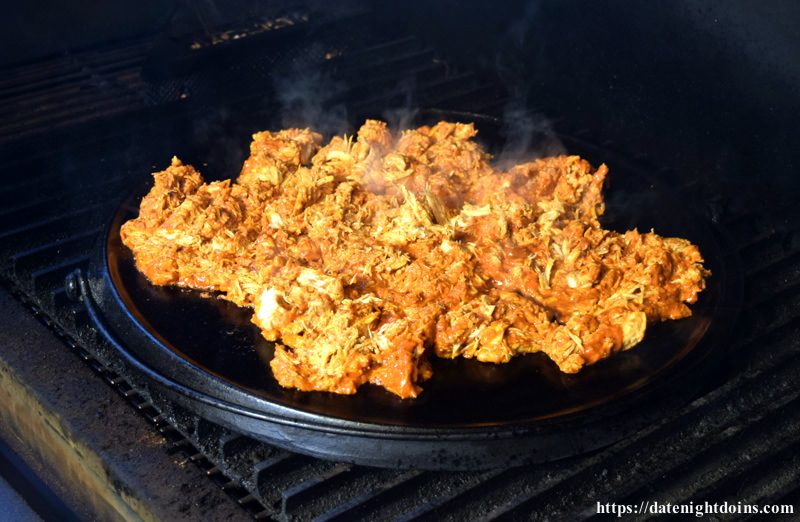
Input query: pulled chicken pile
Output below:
<box><xmin>121</xmin><ymin>120</ymin><xmax>709</xmax><ymax>398</ymax></box>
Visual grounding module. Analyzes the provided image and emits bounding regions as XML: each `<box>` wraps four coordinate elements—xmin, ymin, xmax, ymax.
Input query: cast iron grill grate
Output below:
<box><xmin>0</xmin><ymin>37</ymin><xmax>153</xmax><ymax>143</ymax></box>
<box><xmin>1</xmin><ymin>22</ymin><xmax>799</xmax><ymax>522</ymax></box>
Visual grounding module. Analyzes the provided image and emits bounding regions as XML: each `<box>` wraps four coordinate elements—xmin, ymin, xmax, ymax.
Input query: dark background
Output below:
<box><xmin>4</xmin><ymin>0</ymin><xmax>798</xmax><ymax>201</ymax></box>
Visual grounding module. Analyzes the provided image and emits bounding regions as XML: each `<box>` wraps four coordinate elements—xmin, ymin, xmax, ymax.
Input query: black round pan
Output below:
<box><xmin>78</xmin><ymin>111</ymin><xmax>742</xmax><ymax>469</ymax></box>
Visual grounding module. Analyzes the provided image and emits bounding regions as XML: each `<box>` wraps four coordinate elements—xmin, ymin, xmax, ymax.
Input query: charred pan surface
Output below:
<box><xmin>120</xmin><ymin>120</ymin><xmax>709</xmax><ymax>398</ymax></box>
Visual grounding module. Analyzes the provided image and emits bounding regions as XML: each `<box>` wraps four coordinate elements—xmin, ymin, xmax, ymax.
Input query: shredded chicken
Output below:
<box><xmin>121</xmin><ymin>120</ymin><xmax>709</xmax><ymax>398</ymax></box>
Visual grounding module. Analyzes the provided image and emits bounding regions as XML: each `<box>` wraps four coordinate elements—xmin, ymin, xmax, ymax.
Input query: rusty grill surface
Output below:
<box><xmin>1</xmin><ymin>9</ymin><xmax>800</xmax><ymax>521</ymax></box>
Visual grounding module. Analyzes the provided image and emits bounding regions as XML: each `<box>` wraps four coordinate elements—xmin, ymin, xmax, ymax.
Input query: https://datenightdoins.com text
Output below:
<box><xmin>596</xmin><ymin>500</ymin><xmax>794</xmax><ymax>518</ymax></box>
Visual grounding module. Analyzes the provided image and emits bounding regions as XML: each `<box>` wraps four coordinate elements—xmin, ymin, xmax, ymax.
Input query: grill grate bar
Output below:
<box><xmin>316</xmin><ymin>470</ymin><xmax>426</xmax><ymax>522</ymax></box>
<box><xmin>255</xmin><ymin>457</ymin><xmax>357</xmax><ymax>511</ymax></box>
<box><xmin>426</xmin><ymin>84</ymin><xmax>505</xmax><ymax>111</ymax></box>
<box><xmin>330</xmin><ymin>63</ymin><xmax>446</xmax><ymax>106</ymax></box>
<box><xmin>0</xmin><ymin>134</ymin><xmax>154</xmax><ymax>183</ymax></box>
<box><xmin>697</xmin><ymin>439</ymin><xmax>800</xmax><ymax>513</ymax></box>
<box><xmin>0</xmin><ymin>81</ymin><xmax>142</xmax><ymax>127</ymax></box>
<box><xmin>414</xmin><ymin>468</ymin><xmax>530</xmax><ymax>522</ymax></box>
<box><xmin>0</xmin><ymin>202</ymin><xmax>110</xmax><ymax>240</ymax></box>
<box><xmin>740</xmin><ymin>231</ymin><xmax>799</xmax><ymax>269</ymax></box>
<box><xmin>280</xmin><ymin>463</ymin><xmax>353</xmax><ymax>516</ymax></box>
<box><xmin>0</xmin><ymin>58</ymin><xmax>82</xmax><ymax>86</ymax></box>
<box><xmin>746</xmin><ymin>249</ymin><xmax>800</xmax><ymax>296</ymax></box>
<box><xmin>467</xmin><ymin>98</ymin><xmax>508</xmax><ymax>118</ymax></box>
<box><xmin>0</xmin><ymin>46</ymin><xmax>150</xmax><ymax>95</ymax></box>
<box><xmin>253</xmin><ymin>452</ymin><xmax>300</xmax><ymax>475</ymax></box>
<box><xmin>747</xmin><ymin>277</ymin><xmax>800</xmax><ymax>311</ymax></box>
<box><xmin>284</xmin><ymin>467</ymin><xmax>418</xmax><ymax>521</ymax></box>
<box><xmin>0</xmin><ymin>94</ymin><xmax>143</xmax><ymax>140</ymax></box>
<box><xmin>11</xmin><ymin>229</ymin><xmax>99</xmax><ymax>276</ymax></box>
<box><xmin>0</xmin><ymin>174</ymin><xmax>60</xmax><ymax>198</ymax></box>
<box><xmin>742</xmin><ymin>292</ymin><xmax>800</xmax><ymax>345</ymax></box>
<box><xmin>396</xmin><ymin>469</ymin><xmax>507</xmax><ymax>522</ymax></box>
<box><xmin>355</xmin><ymin>472</ymin><xmax>513</xmax><ymax>522</ymax></box>
<box><xmin>0</xmin><ymin>176</ymin><xmax>126</xmax><ymax>220</ymax></box>
<box><xmin>334</xmin><ymin>48</ymin><xmax>435</xmax><ymax>79</ymax></box>
<box><xmin>0</xmin><ymin>37</ymin><xmax>150</xmax><ymax>87</ymax></box>
<box><xmin>325</xmin><ymin>36</ymin><xmax>418</xmax><ymax>65</ymax></box>
<box><xmin>254</xmin><ymin>453</ymin><xmax>312</xmax><ymax>494</ymax></box>
<box><xmin>0</xmin><ymin>207</ymin><xmax>112</xmax><ymax>269</ymax></box>
<box><xmin>347</xmin><ymin>70</ymin><xmax>478</xmax><ymax>113</ymax></box>
<box><xmin>0</xmin><ymin>56</ymin><xmax>145</xmax><ymax>107</ymax></box>
<box><xmin>30</xmin><ymin>255</ymin><xmax>90</xmax><ymax>297</ymax></box>
<box><xmin>218</xmin><ymin>433</ymin><xmax>257</xmax><ymax>460</ymax></box>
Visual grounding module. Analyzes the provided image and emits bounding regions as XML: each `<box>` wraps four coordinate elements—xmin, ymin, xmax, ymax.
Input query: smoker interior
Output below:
<box><xmin>1</xmin><ymin>1</ymin><xmax>800</xmax><ymax>519</ymax></box>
